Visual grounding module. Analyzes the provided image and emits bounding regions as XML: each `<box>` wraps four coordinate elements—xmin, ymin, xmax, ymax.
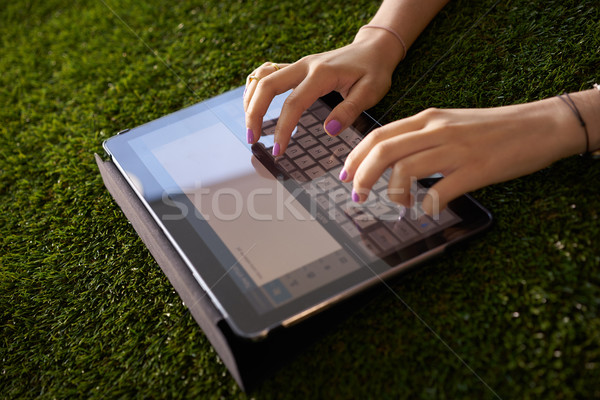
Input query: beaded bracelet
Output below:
<box><xmin>359</xmin><ymin>24</ymin><xmax>407</xmax><ymax>60</ymax></box>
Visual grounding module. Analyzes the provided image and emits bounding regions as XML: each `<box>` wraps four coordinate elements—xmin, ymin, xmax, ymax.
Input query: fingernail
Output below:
<box><xmin>246</xmin><ymin>128</ymin><xmax>253</xmax><ymax>144</ymax></box>
<box><xmin>339</xmin><ymin>168</ymin><xmax>348</xmax><ymax>181</ymax></box>
<box><xmin>272</xmin><ymin>142</ymin><xmax>280</xmax><ymax>156</ymax></box>
<box><xmin>351</xmin><ymin>189</ymin><xmax>360</xmax><ymax>203</ymax></box>
<box><xmin>325</xmin><ymin>119</ymin><xmax>342</xmax><ymax>136</ymax></box>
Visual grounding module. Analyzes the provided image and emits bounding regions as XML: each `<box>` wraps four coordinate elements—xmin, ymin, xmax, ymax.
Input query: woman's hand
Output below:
<box><xmin>244</xmin><ymin>28</ymin><xmax>404</xmax><ymax>154</ymax></box>
<box><xmin>341</xmin><ymin>96</ymin><xmax>586</xmax><ymax>215</ymax></box>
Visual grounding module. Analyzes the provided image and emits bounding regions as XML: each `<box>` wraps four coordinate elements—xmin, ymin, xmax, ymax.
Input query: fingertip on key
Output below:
<box><xmin>272</xmin><ymin>142</ymin><xmax>281</xmax><ymax>156</ymax></box>
<box><xmin>324</xmin><ymin>119</ymin><xmax>342</xmax><ymax>137</ymax></box>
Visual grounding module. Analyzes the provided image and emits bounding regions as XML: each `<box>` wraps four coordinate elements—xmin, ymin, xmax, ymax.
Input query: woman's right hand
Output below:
<box><xmin>244</xmin><ymin>28</ymin><xmax>405</xmax><ymax>155</ymax></box>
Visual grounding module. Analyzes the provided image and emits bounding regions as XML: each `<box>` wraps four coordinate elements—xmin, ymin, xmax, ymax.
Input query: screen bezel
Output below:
<box><xmin>103</xmin><ymin>87</ymin><xmax>493</xmax><ymax>340</ymax></box>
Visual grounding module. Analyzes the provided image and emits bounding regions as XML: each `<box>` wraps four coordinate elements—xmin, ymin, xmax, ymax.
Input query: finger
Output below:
<box><xmin>340</xmin><ymin>113</ymin><xmax>430</xmax><ymax>182</ymax></box>
<box><xmin>345</xmin><ymin>125</ymin><xmax>440</xmax><ymax>201</ymax></box>
<box><xmin>323</xmin><ymin>77</ymin><xmax>388</xmax><ymax>137</ymax></box>
<box><xmin>272</xmin><ymin>74</ymin><xmax>338</xmax><ymax>155</ymax></box>
<box><xmin>243</xmin><ymin>62</ymin><xmax>290</xmax><ymax>112</ymax></box>
<box><xmin>386</xmin><ymin>170</ymin><xmax>414</xmax><ymax>208</ymax></box>
<box><xmin>354</xmin><ymin>145</ymin><xmax>452</xmax><ymax>204</ymax></box>
<box><xmin>245</xmin><ymin>63</ymin><xmax>304</xmax><ymax>144</ymax></box>
<box><xmin>421</xmin><ymin>167</ymin><xmax>483</xmax><ymax>216</ymax></box>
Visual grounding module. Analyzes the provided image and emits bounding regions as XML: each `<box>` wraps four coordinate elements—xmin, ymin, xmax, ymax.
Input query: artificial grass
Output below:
<box><xmin>1</xmin><ymin>0</ymin><xmax>599</xmax><ymax>398</ymax></box>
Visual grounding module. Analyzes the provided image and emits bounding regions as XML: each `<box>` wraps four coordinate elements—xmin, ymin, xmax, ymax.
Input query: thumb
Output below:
<box><xmin>323</xmin><ymin>79</ymin><xmax>387</xmax><ymax>137</ymax></box>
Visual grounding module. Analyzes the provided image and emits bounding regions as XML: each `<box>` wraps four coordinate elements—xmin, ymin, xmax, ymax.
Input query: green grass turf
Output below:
<box><xmin>1</xmin><ymin>0</ymin><xmax>599</xmax><ymax>398</ymax></box>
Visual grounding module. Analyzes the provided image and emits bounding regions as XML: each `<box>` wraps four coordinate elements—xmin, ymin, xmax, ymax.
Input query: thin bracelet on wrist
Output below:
<box><xmin>359</xmin><ymin>24</ymin><xmax>407</xmax><ymax>60</ymax></box>
<box><xmin>556</xmin><ymin>92</ymin><xmax>590</xmax><ymax>155</ymax></box>
<box><xmin>557</xmin><ymin>85</ymin><xmax>600</xmax><ymax>159</ymax></box>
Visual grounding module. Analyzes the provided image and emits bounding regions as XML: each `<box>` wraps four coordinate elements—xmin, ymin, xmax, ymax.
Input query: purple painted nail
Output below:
<box><xmin>246</xmin><ymin>128</ymin><xmax>253</xmax><ymax>144</ymax></box>
<box><xmin>325</xmin><ymin>119</ymin><xmax>342</xmax><ymax>136</ymax></box>
<box><xmin>272</xmin><ymin>142</ymin><xmax>281</xmax><ymax>156</ymax></box>
<box><xmin>351</xmin><ymin>189</ymin><xmax>360</xmax><ymax>203</ymax></box>
<box><xmin>339</xmin><ymin>168</ymin><xmax>348</xmax><ymax>181</ymax></box>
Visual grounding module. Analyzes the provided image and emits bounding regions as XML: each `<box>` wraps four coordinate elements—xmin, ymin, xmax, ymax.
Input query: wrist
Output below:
<box><xmin>352</xmin><ymin>27</ymin><xmax>405</xmax><ymax>73</ymax></box>
<box><xmin>568</xmin><ymin>89</ymin><xmax>600</xmax><ymax>154</ymax></box>
<box><xmin>551</xmin><ymin>89</ymin><xmax>600</xmax><ymax>157</ymax></box>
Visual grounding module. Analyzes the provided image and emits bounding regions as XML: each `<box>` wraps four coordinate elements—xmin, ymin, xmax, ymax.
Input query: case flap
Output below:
<box><xmin>95</xmin><ymin>154</ymin><xmax>246</xmax><ymax>388</ymax></box>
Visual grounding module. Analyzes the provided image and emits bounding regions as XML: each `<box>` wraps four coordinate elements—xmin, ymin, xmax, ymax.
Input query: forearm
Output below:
<box><xmin>353</xmin><ymin>0</ymin><xmax>449</xmax><ymax>67</ymax></box>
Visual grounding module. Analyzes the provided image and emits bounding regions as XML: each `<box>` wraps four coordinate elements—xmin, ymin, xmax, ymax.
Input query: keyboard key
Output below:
<box><xmin>277</xmin><ymin>158</ymin><xmax>296</xmax><ymax>173</ymax></box>
<box><xmin>308</xmin><ymin>124</ymin><xmax>326</xmax><ymax>137</ymax></box>
<box><xmin>293</xmin><ymin>155</ymin><xmax>316</xmax><ymax>169</ymax></box>
<box><xmin>405</xmin><ymin>214</ymin><xmax>436</xmax><ymax>234</ymax></box>
<box><xmin>299</xmin><ymin>113</ymin><xmax>319</xmax><ymax>127</ymax></box>
<box><xmin>368</xmin><ymin>226</ymin><xmax>397</xmax><ymax>253</ymax></box>
<box><xmin>339</xmin><ymin>129</ymin><xmax>362</xmax><ymax>147</ymax></box>
<box><xmin>329</xmin><ymin>187</ymin><xmax>350</xmax><ymax>204</ymax></box>
<box><xmin>384</xmin><ymin>219</ymin><xmax>418</xmax><ymax>242</ymax></box>
<box><xmin>297</xmin><ymin>135</ymin><xmax>319</xmax><ymax>149</ymax></box>
<box><xmin>340</xmin><ymin>179</ymin><xmax>354</xmax><ymax>192</ymax></box>
<box><xmin>286</xmin><ymin>144</ymin><xmax>304</xmax><ymax>158</ymax></box>
<box><xmin>305</xmin><ymin>165</ymin><xmax>326</xmax><ymax>180</ymax></box>
<box><xmin>292</xmin><ymin>125</ymin><xmax>309</xmax><ymax>138</ymax></box>
<box><xmin>330</xmin><ymin>143</ymin><xmax>351</xmax><ymax>158</ymax></box>
<box><xmin>310</xmin><ymin>106</ymin><xmax>330</xmax><ymax>120</ymax></box>
<box><xmin>366</xmin><ymin>202</ymin><xmax>393</xmax><ymax>218</ymax></box>
<box><xmin>330</xmin><ymin>207</ymin><xmax>351</xmax><ymax>224</ymax></box>
<box><xmin>318</xmin><ymin>154</ymin><xmax>341</xmax><ymax>170</ymax></box>
<box><xmin>289</xmin><ymin>170</ymin><xmax>308</xmax><ymax>182</ymax></box>
<box><xmin>319</xmin><ymin>134</ymin><xmax>339</xmax><ymax>147</ymax></box>
<box><xmin>314</xmin><ymin>175</ymin><xmax>339</xmax><ymax>192</ymax></box>
<box><xmin>302</xmin><ymin>182</ymin><xmax>320</xmax><ymax>197</ymax></box>
<box><xmin>377</xmin><ymin>207</ymin><xmax>406</xmax><ymax>222</ymax></box>
<box><xmin>307</xmin><ymin>145</ymin><xmax>328</xmax><ymax>159</ymax></box>
<box><xmin>343</xmin><ymin>206</ymin><xmax>378</xmax><ymax>230</ymax></box>
<box><xmin>316</xmin><ymin>194</ymin><xmax>333</xmax><ymax>211</ymax></box>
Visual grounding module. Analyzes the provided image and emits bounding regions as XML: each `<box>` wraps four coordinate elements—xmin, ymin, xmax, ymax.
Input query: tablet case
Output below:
<box><xmin>95</xmin><ymin>154</ymin><xmax>363</xmax><ymax>391</ymax></box>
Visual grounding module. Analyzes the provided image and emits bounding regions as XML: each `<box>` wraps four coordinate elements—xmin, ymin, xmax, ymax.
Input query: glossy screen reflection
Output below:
<box><xmin>145</xmin><ymin>119</ymin><xmax>342</xmax><ymax>287</ymax></box>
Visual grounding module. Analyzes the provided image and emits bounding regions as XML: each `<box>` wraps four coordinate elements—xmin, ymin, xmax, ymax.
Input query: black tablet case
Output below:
<box><xmin>95</xmin><ymin>154</ymin><xmax>362</xmax><ymax>391</ymax></box>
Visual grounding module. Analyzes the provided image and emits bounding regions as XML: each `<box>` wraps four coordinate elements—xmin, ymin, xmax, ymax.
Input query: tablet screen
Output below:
<box><xmin>129</xmin><ymin>108</ymin><xmax>361</xmax><ymax>314</ymax></box>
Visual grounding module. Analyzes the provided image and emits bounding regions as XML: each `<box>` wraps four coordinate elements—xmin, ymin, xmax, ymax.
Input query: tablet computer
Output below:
<box><xmin>103</xmin><ymin>86</ymin><xmax>492</xmax><ymax>340</ymax></box>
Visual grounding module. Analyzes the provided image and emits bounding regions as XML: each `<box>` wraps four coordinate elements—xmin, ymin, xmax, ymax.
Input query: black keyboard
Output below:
<box><xmin>258</xmin><ymin>101</ymin><xmax>460</xmax><ymax>258</ymax></box>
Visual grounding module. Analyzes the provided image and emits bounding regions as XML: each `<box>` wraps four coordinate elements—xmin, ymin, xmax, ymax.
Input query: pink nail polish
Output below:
<box><xmin>351</xmin><ymin>189</ymin><xmax>360</xmax><ymax>203</ymax></box>
<box><xmin>339</xmin><ymin>168</ymin><xmax>348</xmax><ymax>181</ymax></box>
<box><xmin>247</xmin><ymin>128</ymin><xmax>253</xmax><ymax>144</ymax></box>
<box><xmin>325</xmin><ymin>119</ymin><xmax>342</xmax><ymax>136</ymax></box>
<box><xmin>272</xmin><ymin>142</ymin><xmax>280</xmax><ymax>156</ymax></box>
